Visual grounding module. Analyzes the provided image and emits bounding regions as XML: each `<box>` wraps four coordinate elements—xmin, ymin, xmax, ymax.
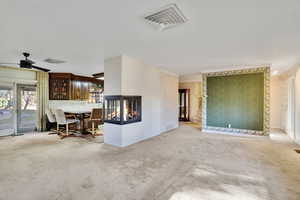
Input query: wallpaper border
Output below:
<box><xmin>201</xmin><ymin>67</ymin><xmax>270</xmax><ymax>136</ymax></box>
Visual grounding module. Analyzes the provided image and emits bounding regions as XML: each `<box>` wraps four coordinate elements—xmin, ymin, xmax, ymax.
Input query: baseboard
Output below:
<box><xmin>270</xmin><ymin>128</ymin><xmax>285</xmax><ymax>133</ymax></box>
<box><xmin>204</xmin><ymin>126</ymin><xmax>265</xmax><ymax>136</ymax></box>
<box><xmin>295</xmin><ymin>139</ymin><xmax>300</xmax><ymax>146</ymax></box>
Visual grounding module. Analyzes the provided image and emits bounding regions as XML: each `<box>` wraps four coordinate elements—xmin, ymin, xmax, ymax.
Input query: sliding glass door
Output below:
<box><xmin>17</xmin><ymin>85</ymin><xmax>37</xmax><ymax>133</ymax></box>
<box><xmin>0</xmin><ymin>83</ymin><xmax>37</xmax><ymax>136</ymax></box>
<box><xmin>0</xmin><ymin>83</ymin><xmax>15</xmax><ymax>136</ymax></box>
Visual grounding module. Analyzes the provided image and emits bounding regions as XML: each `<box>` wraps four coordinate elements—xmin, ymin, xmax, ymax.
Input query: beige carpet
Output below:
<box><xmin>0</xmin><ymin>125</ymin><xmax>300</xmax><ymax>200</ymax></box>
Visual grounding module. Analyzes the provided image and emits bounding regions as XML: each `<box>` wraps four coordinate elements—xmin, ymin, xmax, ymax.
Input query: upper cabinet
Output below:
<box><xmin>49</xmin><ymin>73</ymin><xmax>103</xmax><ymax>100</ymax></box>
<box><xmin>49</xmin><ymin>73</ymin><xmax>72</xmax><ymax>100</ymax></box>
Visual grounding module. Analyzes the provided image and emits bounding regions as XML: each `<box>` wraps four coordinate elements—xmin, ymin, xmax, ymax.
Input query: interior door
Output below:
<box><xmin>0</xmin><ymin>83</ymin><xmax>15</xmax><ymax>136</ymax></box>
<box><xmin>17</xmin><ymin>84</ymin><xmax>37</xmax><ymax>133</ymax></box>
<box><xmin>179</xmin><ymin>89</ymin><xmax>190</xmax><ymax>121</ymax></box>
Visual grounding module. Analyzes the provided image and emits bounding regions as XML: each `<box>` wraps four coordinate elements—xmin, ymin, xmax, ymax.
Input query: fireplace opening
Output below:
<box><xmin>104</xmin><ymin>95</ymin><xmax>142</xmax><ymax>125</ymax></box>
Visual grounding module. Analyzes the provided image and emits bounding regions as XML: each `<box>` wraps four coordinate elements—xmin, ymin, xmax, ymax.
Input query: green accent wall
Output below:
<box><xmin>207</xmin><ymin>73</ymin><xmax>264</xmax><ymax>130</ymax></box>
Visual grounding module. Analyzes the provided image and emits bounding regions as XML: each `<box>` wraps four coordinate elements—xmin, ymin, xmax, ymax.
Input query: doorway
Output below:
<box><xmin>179</xmin><ymin>89</ymin><xmax>190</xmax><ymax>121</ymax></box>
<box><xmin>0</xmin><ymin>82</ymin><xmax>37</xmax><ymax>136</ymax></box>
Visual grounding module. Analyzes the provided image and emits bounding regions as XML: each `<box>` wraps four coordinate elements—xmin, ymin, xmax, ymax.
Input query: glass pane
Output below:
<box><xmin>17</xmin><ymin>85</ymin><xmax>37</xmax><ymax>133</ymax></box>
<box><xmin>105</xmin><ymin>100</ymin><xmax>108</xmax><ymax>119</ymax></box>
<box><xmin>105</xmin><ymin>99</ymin><xmax>121</xmax><ymax>122</ymax></box>
<box><xmin>106</xmin><ymin>100</ymin><xmax>111</xmax><ymax>120</ymax></box>
<box><xmin>116</xmin><ymin>100</ymin><xmax>120</xmax><ymax>120</ymax></box>
<box><xmin>123</xmin><ymin>99</ymin><xmax>128</xmax><ymax>121</ymax></box>
<box><xmin>0</xmin><ymin>84</ymin><xmax>14</xmax><ymax>135</ymax></box>
<box><xmin>104</xmin><ymin>96</ymin><xmax>141</xmax><ymax>124</ymax></box>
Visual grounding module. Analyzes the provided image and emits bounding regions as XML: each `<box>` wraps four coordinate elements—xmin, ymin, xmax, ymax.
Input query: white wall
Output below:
<box><xmin>179</xmin><ymin>73</ymin><xmax>202</xmax><ymax>82</ymax></box>
<box><xmin>104</xmin><ymin>57</ymin><xmax>122</xmax><ymax>95</ymax></box>
<box><xmin>280</xmin><ymin>78</ymin><xmax>289</xmax><ymax>132</ymax></box>
<box><xmin>160</xmin><ymin>72</ymin><xmax>179</xmax><ymax>132</ymax></box>
<box><xmin>273</xmin><ymin>66</ymin><xmax>300</xmax><ymax>145</ymax></box>
<box><xmin>294</xmin><ymin>68</ymin><xmax>300</xmax><ymax>144</ymax></box>
<box><xmin>121</xmin><ymin>56</ymin><xmax>162</xmax><ymax>146</ymax></box>
<box><xmin>270</xmin><ymin>77</ymin><xmax>283</xmax><ymax>129</ymax></box>
<box><xmin>104</xmin><ymin>56</ymin><xmax>178</xmax><ymax>147</ymax></box>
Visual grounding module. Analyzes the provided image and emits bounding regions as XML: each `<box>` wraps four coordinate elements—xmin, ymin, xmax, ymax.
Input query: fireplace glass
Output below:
<box><xmin>104</xmin><ymin>96</ymin><xmax>142</xmax><ymax>125</ymax></box>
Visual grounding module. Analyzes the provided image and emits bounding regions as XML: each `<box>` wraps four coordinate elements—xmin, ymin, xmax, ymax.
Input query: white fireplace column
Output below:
<box><xmin>103</xmin><ymin>55</ymin><xmax>178</xmax><ymax>147</ymax></box>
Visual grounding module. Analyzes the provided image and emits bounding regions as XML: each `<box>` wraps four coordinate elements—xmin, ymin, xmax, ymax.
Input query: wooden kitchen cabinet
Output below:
<box><xmin>49</xmin><ymin>73</ymin><xmax>103</xmax><ymax>100</ymax></box>
<box><xmin>49</xmin><ymin>73</ymin><xmax>72</xmax><ymax>100</ymax></box>
<box><xmin>71</xmin><ymin>80</ymin><xmax>81</xmax><ymax>100</ymax></box>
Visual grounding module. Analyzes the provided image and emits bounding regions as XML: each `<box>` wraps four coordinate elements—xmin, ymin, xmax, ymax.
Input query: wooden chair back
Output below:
<box><xmin>90</xmin><ymin>108</ymin><xmax>102</xmax><ymax>121</ymax></box>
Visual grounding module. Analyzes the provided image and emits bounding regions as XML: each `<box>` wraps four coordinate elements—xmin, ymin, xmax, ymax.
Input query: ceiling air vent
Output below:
<box><xmin>44</xmin><ymin>58</ymin><xmax>66</xmax><ymax>64</ymax></box>
<box><xmin>144</xmin><ymin>4</ymin><xmax>188</xmax><ymax>31</ymax></box>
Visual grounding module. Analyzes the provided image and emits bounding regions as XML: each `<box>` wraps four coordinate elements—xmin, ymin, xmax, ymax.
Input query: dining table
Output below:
<box><xmin>63</xmin><ymin>109</ymin><xmax>92</xmax><ymax>135</ymax></box>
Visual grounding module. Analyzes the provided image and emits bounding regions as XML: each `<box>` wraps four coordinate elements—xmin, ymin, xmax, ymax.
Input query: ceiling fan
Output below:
<box><xmin>0</xmin><ymin>52</ymin><xmax>51</xmax><ymax>72</ymax></box>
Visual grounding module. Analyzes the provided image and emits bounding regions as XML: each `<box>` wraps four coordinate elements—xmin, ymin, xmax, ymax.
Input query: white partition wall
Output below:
<box><xmin>104</xmin><ymin>56</ymin><xmax>178</xmax><ymax>147</ymax></box>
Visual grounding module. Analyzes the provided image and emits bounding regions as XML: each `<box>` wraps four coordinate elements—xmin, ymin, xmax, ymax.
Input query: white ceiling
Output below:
<box><xmin>1</xmin><ymin>0</ymin><xmax>300</xmax><ymax>76</ymax></box>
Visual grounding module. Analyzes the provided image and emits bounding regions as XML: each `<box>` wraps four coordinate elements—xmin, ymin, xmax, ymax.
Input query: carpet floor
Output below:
<box><xmin>0</xmin><ymin>124</ymin><xmax>299</xmax><ymax>200</ymax></box>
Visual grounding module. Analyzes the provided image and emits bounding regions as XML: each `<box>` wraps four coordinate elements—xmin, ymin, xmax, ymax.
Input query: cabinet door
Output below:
<box><xmin>72</xmin><ymin>80</ymin><xmax>81</xmax><ymax>100</ymax></box>
<box><xmin>50</xmin><ymin>78</ymin><xmax>70</xmax><ymax>100</ymax></box>
<box><xmin>80</xmin><ymin>82</ymin><xmax>89</xmax><ymax>100</ymax></box>
<box><xmin>70</xmin><ymin>80</ymin><xmax>89</xmax><ymax>100</ymax></box>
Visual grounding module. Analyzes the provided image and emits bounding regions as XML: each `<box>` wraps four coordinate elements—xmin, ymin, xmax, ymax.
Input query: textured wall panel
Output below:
<box><xmin>207</xmin><ymin>73</ymin><xmax>264</xmax><ymax>130</ymax></box>
<box><xmin>201</xmin><ymin>67</ymin><xmax>270</xmax><ymax>135</ymax></box>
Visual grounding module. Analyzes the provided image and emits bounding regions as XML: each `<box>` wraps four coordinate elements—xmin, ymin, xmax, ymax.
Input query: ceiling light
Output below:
<box><xmin>44</xmin><ymin>58</ymin><xmax>66</xmax><ymax>64</ymax></box>
<box><xmin>144</xmin><ymin>4</ymin><xmax>188</xmax><ymax>31</ymax></box>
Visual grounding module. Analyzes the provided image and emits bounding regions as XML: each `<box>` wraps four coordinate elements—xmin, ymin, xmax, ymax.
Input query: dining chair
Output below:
<box><xmin>46</xmin><ymin>109</ymin><xmax>57</xmax><ymax>135</ymax></box>
<box><xmin>54</xmin><ymin>109</ymin><xmax>79</xmax><ymax>139</ymax></box>
<box><xmin>90</xmin><ymin>108</ymin><xmax>103</xmax><ymax>136</ymax></box>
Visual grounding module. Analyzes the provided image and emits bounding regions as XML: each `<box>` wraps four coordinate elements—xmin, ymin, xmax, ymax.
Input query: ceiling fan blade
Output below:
<box><xmin>31</xmin><ymin>65</ymin><xmax>51</xmax><ymax>72</ymax></box>
<box><xmin>0</xmin><ymin>62</ymin><xmax>18</xmax><ymax>65</ymax></box>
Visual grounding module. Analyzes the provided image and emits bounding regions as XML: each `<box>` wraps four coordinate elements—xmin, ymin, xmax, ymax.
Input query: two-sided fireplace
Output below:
<box><xmin>104</xmin><ymin>95</ymin><xmax>142</xmax><ymax>125</ymax></box>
